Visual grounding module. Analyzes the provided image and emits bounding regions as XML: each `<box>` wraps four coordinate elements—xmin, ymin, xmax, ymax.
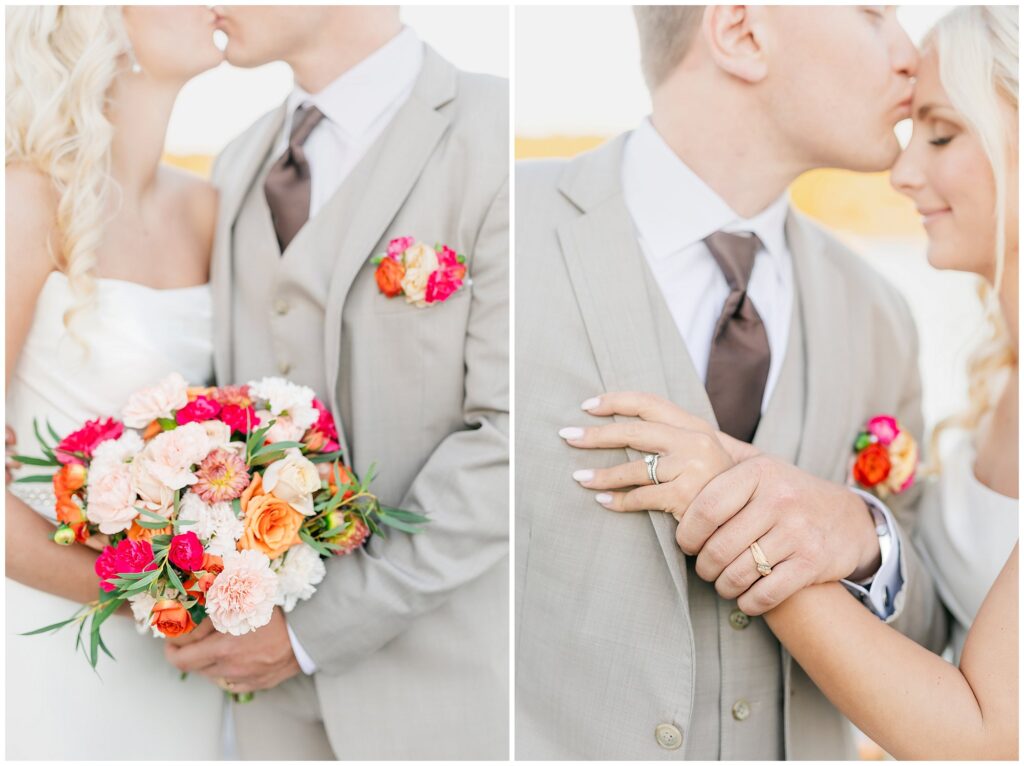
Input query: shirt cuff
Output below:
<box><xmin>839</xmin><ymin>489</ymin><xmax>903</xmax><ymax>620</ymax></box>
<box><xmin>286</xmin><ymin>621</ymin><xmax>317</xmax><ymax>675</ymax></box>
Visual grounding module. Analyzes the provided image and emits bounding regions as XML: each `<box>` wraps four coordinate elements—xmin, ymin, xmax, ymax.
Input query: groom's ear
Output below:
<box><xmin>702</xmin><ymin>5</ymin><xmax>768</xmax><ymax>84</ymax></box>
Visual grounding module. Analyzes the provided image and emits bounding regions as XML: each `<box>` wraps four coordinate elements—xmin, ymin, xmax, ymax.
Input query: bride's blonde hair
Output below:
<box><xmin>925</xmin><ymin>5</ymin><xmax>1019</xmax><ymax>466</ymax></box>
<box><xmin>5</xmin><ymin>6</ymin><xmax>129</xmax><ymax>333</ymax></box>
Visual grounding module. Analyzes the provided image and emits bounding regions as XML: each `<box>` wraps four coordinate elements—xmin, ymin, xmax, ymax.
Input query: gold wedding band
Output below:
<box><xmin>750</xmin><ymin>542</ymin><xmax>772</xmax><ymax>577</ymax></box>
<box><xmin>218</xmin><ymin>677</ymin><xmax>235</xmax><ymax>692</ymax></box>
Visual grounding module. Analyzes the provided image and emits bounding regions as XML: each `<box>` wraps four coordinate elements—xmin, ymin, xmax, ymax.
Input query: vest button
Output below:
<box><xmin>732</xmin><ymin>700</ymin><xmax>751</xmax><ymax>721</ymax></box>
<box><xmin>654</xmin><ymin>723</ymin><xmax>683</xmax><ymax>750</ymax></box>
<box><xmin>273</xmin><ymin>299</ymin><xmax>289</xmax><ymax>316</ymax></box>
<box><xmin>278</xmin><ymin>361</ymin><xmax>291</xmax><ymax>375</ymax></box>
<box><xmin>729</xmin><ymin>609</ymin><xmax>751</xmax><ymax>630</ymax></box>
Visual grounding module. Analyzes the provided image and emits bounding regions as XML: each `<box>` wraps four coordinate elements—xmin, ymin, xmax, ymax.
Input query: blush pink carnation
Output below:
<box><xmin>85</xmin><ymin>464</ymin><xmax>139</xmax><ymax>534</ymax></box>
<box><xmin>55</xmin><ymin>418</ymin><xmax>124</xmax><ymax>465</ymax></box>
<box><xmin>176</xmin><ymin>395</ymin><xmax>222</xmax><ymax>425</ymax></box>
<box><xmin>204</xmin><ymin>549</ymin><xmax>279</xmax><ymax>635</ymax></box>
<box><xmin>168</xmin><ymin>531</ymin><xmax>205</xmax><ymax>572</ymax></box>
<box><xmin>386</xmin><ymin>235</ymin><xmax>415</xmax><ymax>259</ymax></box>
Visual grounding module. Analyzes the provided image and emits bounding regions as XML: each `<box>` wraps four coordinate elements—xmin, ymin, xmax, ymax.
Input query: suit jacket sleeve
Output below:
<box><xmin>286</xmin><ymin>179</ymin><xmax>510</xmax><ymax>674</ymax></box>
<box><xmin>879</xmin><ymin>299</ymin><xmax>950</xmax><ymax>654</ymax></box>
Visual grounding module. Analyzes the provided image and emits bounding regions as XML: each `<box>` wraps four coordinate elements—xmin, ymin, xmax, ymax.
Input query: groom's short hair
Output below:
<box><xmin>634</xmin><ymin>5</ymin><xmax>705</xmax><ymax>88</ymax></box>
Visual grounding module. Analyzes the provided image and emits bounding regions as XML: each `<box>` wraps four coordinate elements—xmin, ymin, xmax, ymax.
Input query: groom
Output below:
<box><xmin>517</xmin><ymin>6</ymin><xmax>946</xmax><ymax>760</ymax></box>
<box><xmin>165</xmin><ymin>6</ymin><xmax>509</xmax><ymax>760</ymax></box>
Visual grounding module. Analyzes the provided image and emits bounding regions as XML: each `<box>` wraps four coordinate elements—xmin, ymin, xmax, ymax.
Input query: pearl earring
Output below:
<box><xmin>126</xmin><ymin>44</ymin><xmax>142</xmax><ymax>75</ymax></box>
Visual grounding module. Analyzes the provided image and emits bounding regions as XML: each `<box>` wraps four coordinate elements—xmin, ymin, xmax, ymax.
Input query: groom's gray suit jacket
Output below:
<box><xmin>515</xmin><ymin>135</ymin><xmax>948</xmax><ymax>760</ymax></box>
<box><xmin>210</xmin><ymin>45</ymin><xmax>509</xmax><ymax>759</ymax></box>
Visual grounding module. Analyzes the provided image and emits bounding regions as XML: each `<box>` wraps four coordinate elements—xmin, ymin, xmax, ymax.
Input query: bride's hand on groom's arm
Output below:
<box><xmin>163</xmin><ymin>607</ymin><xmax>301</xmax><ymax>694</ymax></box>
<box><xmin>564</xmin><ymin>391</ymin><xmax>882</xmax><ymax>616</ymax></box>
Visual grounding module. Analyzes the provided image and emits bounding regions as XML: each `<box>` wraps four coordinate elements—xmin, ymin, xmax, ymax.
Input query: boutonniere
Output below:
<box><xmin>371</xmin><ymin>236</ymin><xmax>468</xmax><ymax>307</ymax></box>
<box><xmin>849</xmin><ymin>415</ymin><xmax>919</xmax><ymax>498</ymax></box>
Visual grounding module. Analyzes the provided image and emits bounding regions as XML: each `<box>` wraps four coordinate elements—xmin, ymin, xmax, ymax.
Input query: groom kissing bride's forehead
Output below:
<box><xmin>516</xmin><ymin>4</ymin><xmax>945</xmax><ymax>761</ymax></box>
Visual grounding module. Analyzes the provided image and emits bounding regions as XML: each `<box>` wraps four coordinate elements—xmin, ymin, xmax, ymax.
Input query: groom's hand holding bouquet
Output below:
<box><xmin>16</xmin><ymin>373</ymin><xmax>427</xmax><ymax>698</ymax></box>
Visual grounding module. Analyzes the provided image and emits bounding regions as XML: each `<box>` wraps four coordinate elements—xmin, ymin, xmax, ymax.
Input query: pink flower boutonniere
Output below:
<box><xmin>849</xmin><ymin>414</ymin><xmax>919</xmax><ymax>498</ymax></box>
<box><xmin>371</xmin><ymin>237</ymin><xmax>469</xmax><ymax>307</ymax></box>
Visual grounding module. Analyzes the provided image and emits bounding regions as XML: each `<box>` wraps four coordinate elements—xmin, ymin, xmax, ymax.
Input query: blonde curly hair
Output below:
<box><xmin>6</xmin><ymin>6</ymin><xmax>129</xmax><ymax>334</ymax></box>
<box><xmin>925</xmin><ymin>6</ymin><xmax>1019</xmax><ymax>466</ymax></box>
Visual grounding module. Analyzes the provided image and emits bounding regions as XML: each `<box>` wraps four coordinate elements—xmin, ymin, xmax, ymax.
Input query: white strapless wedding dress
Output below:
<box><xmin>6</xmin><ymin>272</ymin><xmax>224</xmax><ymax>760</ymax></box>
<box><xmin>914</xmin><ymin>428</ymin><xmax>1018</xmax><ymax>664</ymax></box>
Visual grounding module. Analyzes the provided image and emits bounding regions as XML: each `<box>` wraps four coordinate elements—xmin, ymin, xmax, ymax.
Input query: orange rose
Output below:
<box><xmin>853</xmin><ymin>444</ymin><xmax>891</xmax><ymax>487</ymax></box>
<box><xmin>150</xmin><ymin>599</ymin><xmax>196</xmax><ymax>638</ymax></box>
<box><xmin>55</xmin><ymin>494</ymin><xmax>86</xmax><ymax>526</ymax></box>
<box><xmin>53</xmin><ymin>463</ymin><xmax>87</xmax><ymax>495</ymax></box>
<box><xmin>142</xmin><ymin>420</ymin><xmax>163</xmax><ymax>441</ymax></box>
<box><xmin>375</xmin><ymin>257</ymin><xmax>405</xmax><ymax>297</ymax></box>
<box><xmin>183</xmin><ymin>554</ymin><xmax>223</xmax><ymax>605</ymax></box>
<box><xmin>326</xmin><ymin>464</ymin><xmax>356</xmax><ymax>499</ymax></box>
<box><xmin>237</xmin><ymin>474</ymin><xmax>304</xmax><ymax>559</ymax></box>
<box><xmin>127</xmin><ymin>520</ymin><xmax>172</xmax><ymax>542</ymax></box>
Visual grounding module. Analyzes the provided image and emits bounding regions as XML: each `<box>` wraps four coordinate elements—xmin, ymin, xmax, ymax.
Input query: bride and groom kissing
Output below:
<box><xmin>516</xmin><ymin>5</ymin><xmax>1017</xmax><ymax>760</ymax></box>
<box><xmin>6</xmin><ymin>5</ymin><xmax>508</xmax><ymax>761</ymax></box>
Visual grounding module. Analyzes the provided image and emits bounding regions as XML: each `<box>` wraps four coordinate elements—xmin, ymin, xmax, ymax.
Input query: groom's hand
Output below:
<box><xmin>679</xmin><ymin>456</ymin><xmax>882</xmax><ymax>616</ymax></box>
<box><xmin>164</xmin><ymin>606</ymin><xmax>301</xmax><ymax>694</ymax></box>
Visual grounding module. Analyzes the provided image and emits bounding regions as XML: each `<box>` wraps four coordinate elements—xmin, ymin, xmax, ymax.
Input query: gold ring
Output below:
<box><xmin>750</xmin><ymin>542</ymin><xmax>772</xmax><ymax>577</ymax></box>
<box><xmin>218</xmin><ymin>677</ymin><xmax>235</xmax><ymax>692</ymax></box>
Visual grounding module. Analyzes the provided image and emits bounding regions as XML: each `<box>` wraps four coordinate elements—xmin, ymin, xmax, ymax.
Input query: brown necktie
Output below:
<box><xmin>264</xmin><ymin>104</ymin><xmax>325</xmax><ymax>253</ymax></box>
<box><xmin>703</xmin><ymin>231</ymin><xmax>771</xmax><ymax>443</ymax></box>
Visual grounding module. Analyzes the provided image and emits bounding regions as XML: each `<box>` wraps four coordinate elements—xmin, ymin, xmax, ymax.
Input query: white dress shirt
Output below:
<box><xmin>621</xmin><ymin>117</ymin><xmax>902</xmax><ymax>619</ymax></box>
<box><xmin>280</xmin><ymin>26</ymin><xmax>424</xmax><ymax>675</ymax></box>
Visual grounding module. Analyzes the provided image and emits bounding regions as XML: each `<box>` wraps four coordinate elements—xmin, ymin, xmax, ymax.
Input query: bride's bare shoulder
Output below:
<box><xmin>159</xmin><ymin>164</ymin><xmax>219</xmax><ymax>265</ymax></box>
<box><xmin>5</xmin><ymin>162</ymin><xmax>60</xmax><ymax>270</ymax></box>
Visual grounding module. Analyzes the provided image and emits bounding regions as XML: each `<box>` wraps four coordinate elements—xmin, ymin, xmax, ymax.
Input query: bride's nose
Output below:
<box><xmin>889</xmin><ymin>142</ymin><xmax>925</xmax><ymax>198</ymax></box>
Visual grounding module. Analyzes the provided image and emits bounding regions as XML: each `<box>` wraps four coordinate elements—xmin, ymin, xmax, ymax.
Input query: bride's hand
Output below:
<box><xmin>6</xmin><ymin>426</ymin><xmax>19</xmax><ymax>483</ymax></box>
<box><xmin>560</xmin><ymin>391</ymin><xmax>759</xmax><ymax>520</ymax></box>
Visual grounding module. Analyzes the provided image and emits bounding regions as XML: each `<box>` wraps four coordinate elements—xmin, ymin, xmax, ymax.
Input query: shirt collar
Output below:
<box><xmin>622</xmin><ymin>117</ymin><xmax>790</xmax><ymax>264</ymax></box>
<box><xmin>285</xmin><ymin>25</ymin><xmax>424</xmax><ymax>140</ymax></box>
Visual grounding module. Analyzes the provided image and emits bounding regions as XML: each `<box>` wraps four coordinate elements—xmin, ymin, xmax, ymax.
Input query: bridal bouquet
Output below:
<box><xmin>15</xmin><ymin>374</ymin><xmax>427</xmax><ymax>670</ymax></box>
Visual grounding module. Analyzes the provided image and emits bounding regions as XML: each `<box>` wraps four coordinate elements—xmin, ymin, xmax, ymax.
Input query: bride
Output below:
<box><xmin>570</xmin><ymin>5</ymin><xmax>1017</xmax><ymax>759</ymax></box>
<box><xmin>6</xmin><ymin>6</ymin><xmax>225</xmax><ymax>759</ymax></box>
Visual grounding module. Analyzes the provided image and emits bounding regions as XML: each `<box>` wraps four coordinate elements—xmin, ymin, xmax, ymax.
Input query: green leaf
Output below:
<box><xmin>165</xmin><ymin>564</ymin><xmax>186</xmax><ymax>596</ymax></box>
<box><xmin>379</xmin><ymin>506</ymin><xmax>429</xmax><ymax>524</ymax></box>
<box><xmin>157</xmin><ymin>418</ymin><xmax>178</xmax><ymax>431</ymax></box>
<box><xmin>96</xmin><ymin>632</ymin><xmax>116</xmax><ymax>661</ymax></box>
<box><xmin>10</xmin><ymin>454</ymin><xmax>59</xmax><ymax>467</ymax></box>
<box><xmin>309</xmin><ymin>450</ymin><xmax>345</xmax><ymax>464</ymax></box>
<box><xmin>46</xmin><ymin>420</ymin><xmax>62</xmax><ymax>445</ymax></box>
<box><xmin>135</xmin><ymin>518</ymin><xmax>172</xmax><ymax>530</ymax></box>
<box><xmin>173</xmin><ymin>517</ymin><xmax>197</xmax><ymax>528</ymax></box>
<box><xmin>20</xmin><ymin>615</ymin><xmax>82</xmax><ymax>636</ymax></box>
<box><xmin>14</xmin><ymin>474</ymin><xmax>58</xmax><ymax>483</ymax></box>
<box><xmin>137</xmin><ymin>507</ymin><xmax>171</xmax><ymax>524</ymax></box>
<box><xmin>33</xmin><ymin>419</ymin><xmax>53</xmax><ymax>452</ymax></box>
<box><xmin>375</xmin><ymin>515</ymin><xmax>426</xmax><ymax>534</ymax></box>
<box><xmin>251</xmin><ymin>440</ymin><xmax>304</xmax><ymax>457</ymax></box>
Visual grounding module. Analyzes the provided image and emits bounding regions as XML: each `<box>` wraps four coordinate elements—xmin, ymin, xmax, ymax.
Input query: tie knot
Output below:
<box><xmin>289</xmin><ymin>104</ymin><xmax>325</xmax><ymax>148</ymax></box>
<box><xmin>704</xmin><ymin>230</ymin><xmax>762</xmax><ymax>292</ymax></box>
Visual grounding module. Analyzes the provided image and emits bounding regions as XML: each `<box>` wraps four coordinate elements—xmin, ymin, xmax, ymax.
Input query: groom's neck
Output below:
<box><xmin>285</xmin><ymin>13</ymin><xmax>402</xmax><ymax>95</ymax></box>
<box><xmin>651</xmin><ymin>80</ymin><xmax>806</xmax><ymax>219</ymax></box>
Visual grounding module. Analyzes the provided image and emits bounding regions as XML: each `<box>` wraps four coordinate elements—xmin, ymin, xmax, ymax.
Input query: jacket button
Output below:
<box><xmin>273</xmin><ymin>299</ymin><xmax>289</xmax><ymax>316</ymax></box>
<box><xmin>278</xmin><ymin>360</ymin><xmax>291</xmax><ymax>375</ymax></box>
<box><xmin>732</xmin><ymin>700</ymin><xmax>751</xmax><ymax>721</ymax></box>
<box><xmin>729</xmin><ymin>609</ymin><xmax>750</xmax><ymax>630</ymax></box>
<box><xmin>654</xmin><ymin>723</ymin><xmax>683</xmax><ymax>750</ymax></box>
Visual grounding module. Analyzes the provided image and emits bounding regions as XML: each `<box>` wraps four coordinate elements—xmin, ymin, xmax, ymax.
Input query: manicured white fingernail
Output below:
<box><xmin>580</xmin><ymin>397</ymin><xmax>601</xmax><ymax>411</ymax></box>
<box><xmin>572</xmin><ymin>469</ymin><xmax>594</xmax><ymax>483</ymax></box>
<box><xmin>559</xmin><ymin>427</ymin><xmax>585</xmax><ymax>440</ymax></box>
<box><xmin>595</xmin><ymin>493</ymin><xmax>613</xmax><ymax>506</ymax></box>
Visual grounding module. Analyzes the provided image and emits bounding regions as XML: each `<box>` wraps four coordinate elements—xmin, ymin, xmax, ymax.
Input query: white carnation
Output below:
<box><xmin>128</xmin><ymin>592</ymin><xmax>160</xmax><ymax>637</ymax></box>
<box><xmin>247</xmin><ymin>377</ymin><xmax>318</xmax><ymax>431</ymax></box>
<box><xmin>121</xmin><ymin>372</ymin><xmax>189</xmax><ymax>428</ymax></box>
<box><xmin>271</xmin><ymin>544</ymin><xmax>326</xmax><ymax>612</ymax></box>
<box><xmin>90</xmin><ymin>431</ymin><xmax>144</xmax><ymax>478</ymax></box>
<box><xmin>177</xmin><ymin>492</ymin><xmax>243</xmax><ymax>557</ymax></box>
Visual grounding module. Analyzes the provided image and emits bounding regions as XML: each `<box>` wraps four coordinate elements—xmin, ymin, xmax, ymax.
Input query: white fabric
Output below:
<box><xmin>621</xmin><ymin>118</ymin><xmax>902</xmax><ymax>615</ymax></box>
<box><xmin>622</xmin><ymin>117</ymin><xmax>793</xmax><ymax>409</ymax></box>
<box><xmin>844</xmin><ymin>489</ymin><xmax>904</xmax><ymax>618</ymax></box>
<box><xmin>915</xmin><ymin>428</ymin><xmax>1018</xmax><ymax>663</ymax></box>
<box><xmin>274</xmin><ymin>25</ymin><xmax>424</xmax><ymax>218</ymax></box>
<box><xmin>5</xmin><ymin>272</ymin><xmax>222</xmax><ymax>760</ymax></box>
<box><xmin>274</xmin><ymin>26</ymin><xmax>423</xmax><ymax>676</ymax></box>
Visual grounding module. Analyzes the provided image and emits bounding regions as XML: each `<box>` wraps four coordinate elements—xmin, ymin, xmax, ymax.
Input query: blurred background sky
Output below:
<box><xmin>515</xmin><ymin>5</ymin><xmax>986</xmax><ymax>442</ymax></box>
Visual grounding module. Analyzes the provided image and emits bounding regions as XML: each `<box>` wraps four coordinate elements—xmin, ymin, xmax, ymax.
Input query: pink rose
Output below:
<box><xmin>866</xmin><ymin>415</ymin><xmax>900</xmax><ymax>447</ymax></box>
<box><xmin>386</xmin><ymin>236</ymin><xmax>415</xmax><ymax>259</ymax></box>
<box><xmin>55</xmin><ymin>417</ymin><xmax>124</xmax><ymax>465</ymax></box>
<box><xmin>94</xmin><ymin>546</ymin><xmax>119</xmax><ymax>592</ymax></box>
<box><xmin>111</xmin><ymin>538</ymin><xmax>156</xmax><ymax>577</ymax></box>
<box><xmin>85</xmin><ymin>464</ymin><xmax>139</xmax><ymax>534</ymax></box>
<box><xmin>176</xmin><ymin>396</ymin><xmax>222</xmax><ymax>426</ymax></box>
<box><xmin>220</xmin><ymin>403</ymin><xmax>258</xmax><ymax>434</ymax></box>
<box><xmin>168</xmin><ymin>531</ymin><xmax>205</xmax><ymax>572</ymax></box>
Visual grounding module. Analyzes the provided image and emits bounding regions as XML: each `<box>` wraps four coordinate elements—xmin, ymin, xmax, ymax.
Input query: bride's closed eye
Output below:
<box><xmin>927</xmin><ymin>119</ymin><xmax>960</xmax><ymax>147</ymax></box>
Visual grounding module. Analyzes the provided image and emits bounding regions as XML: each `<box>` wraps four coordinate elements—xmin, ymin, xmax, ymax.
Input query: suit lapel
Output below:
<box><xmin>556</xmin><ymin>136</ymin><xmax>704</xmax><ymax>623</ymax></box>
<box><xmin>323</xmin><ymin>45</ymin><xmax>457</xmax><ymax>464</ymax></box>
<box><xmin>211</xmin><ymin>104</ymin><xmax>287</xmax><ymax>384</ymax></box>
<box><xmin>787</xmin><ymin>211</ymin><xmax>855</xmax><ymax>479</ymax></box>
